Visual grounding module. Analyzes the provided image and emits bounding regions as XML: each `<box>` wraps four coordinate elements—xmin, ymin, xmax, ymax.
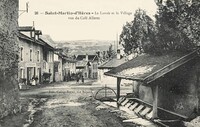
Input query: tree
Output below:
<box><xmin>120</xmin><ymin>22</ymin><xmax>135</xmax><ymax>54</ymax></box>
<box><xmin>120</xmin><ymin>1</ymin><xmax>200</xmax><ymax>55</ymax></box>
<box><xmin>119</xmin><ymin>9</ymin><xmax>157</xmax><ymax>55</ymax></box>
<box><xmin>107</xmin><ymin>44</ymin><xmax>115</xmax><ymax>58</ymax></box>
<box><xmin>155</xmin><ymin>0</ymin><xmax>200</xmax><ymax>53</ymax></box>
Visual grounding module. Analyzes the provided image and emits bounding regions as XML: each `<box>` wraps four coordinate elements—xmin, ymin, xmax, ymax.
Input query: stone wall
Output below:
<box><xmin>0</xmin><ymin>0</ymin><xmax>20</xmax><ymax>118</ymax></box>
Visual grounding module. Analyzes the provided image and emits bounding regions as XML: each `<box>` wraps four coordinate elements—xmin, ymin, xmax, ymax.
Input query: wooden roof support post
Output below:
<box><xmin>117</xmin><ymin>77</ymin><xmax>121</xmax><ymax>108</ymax></box>
<box><xmin>152</xmin><ymin>84</ymin><xmax>158</xmax><ymax>119</ymax></box>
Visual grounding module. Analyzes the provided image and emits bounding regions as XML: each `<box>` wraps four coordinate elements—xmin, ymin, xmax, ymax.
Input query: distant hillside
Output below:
<box><xmin>55</xmin><ymin>40</ymin><xmax>116</xmax><ymax>55</ymax></box>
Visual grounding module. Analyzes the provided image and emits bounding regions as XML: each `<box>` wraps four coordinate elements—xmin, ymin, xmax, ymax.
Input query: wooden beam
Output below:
<box><xmin>117</xmin><ymin>77</ymin><xmax>121</xmax><ymax>108</ymax></box>
<box><xmin>128</xmin><ymin>97</ymin><xmax>188</xmax><ymax>119</ymax></box>
<box><xmin>133</xmin><ymin>81</ymin><xmax>139</xmax><ymax>98</ymax></box>
<box><xmin>104</xmin><ymin>72</ymin><xmax>143</xmax><ymax>81</ymax></box>
<box><xmin>144</xmin><ymin>51</ymin><xmax>198</xmax><ymax>84</ymax></box>
<box><xmin>152</xmin><ymin>84</ymin><xmax>159</xmax><ymax>118</ymax></box>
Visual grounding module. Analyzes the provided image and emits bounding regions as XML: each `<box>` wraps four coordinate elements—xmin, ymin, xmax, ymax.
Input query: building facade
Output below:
<box><xmin>18</xmin><ymin>28</ymin><xmax>44</xmax><ymax>85</ymax></box>
<box><xmin>39</xmin><ymin>36</ymin><xmax>55</xmax><ymax>83</ymax></box>
<box><xmin>18</xmin><ymin>27</ymin><xmax>55</xmax><ymax>85</ymax></box>
<box><xmin>63</xmin><ymin>58</ymin><xmax>76</xmax><ymax>81</ymax></box>
<box><xmin>76</xmin><ymin>54</ymin><xmax>98</xmax><ymax>79</ymax></box>
<box><xmin>54</xmin><ymin>53</ymin><xmax>63</xmax><ymax>82</ymax></box>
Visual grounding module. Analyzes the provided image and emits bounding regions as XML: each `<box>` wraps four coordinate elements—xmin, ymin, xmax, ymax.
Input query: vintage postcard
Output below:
<box><xmin>1</xmin><ymin>0</ymin><xmax>200</xmax><ymax>127</ymax></box>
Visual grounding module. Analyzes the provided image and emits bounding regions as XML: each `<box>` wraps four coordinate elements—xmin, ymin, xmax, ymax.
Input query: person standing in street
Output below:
<box><xmin>81</xmin><ymin>75</ymin><xmax>84</xmax><ymax>83</ymax></box>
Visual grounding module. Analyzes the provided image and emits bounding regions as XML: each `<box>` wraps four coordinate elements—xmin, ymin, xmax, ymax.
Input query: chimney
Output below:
<box><xmin>86</xmin><ymin>53</ymin><xmax>88</xmax><ymax>61</ymax></box>
<box><xmin>117</xmin><ymin>49</ymin><xmax>121</xmax><ymax>59</ymax></box>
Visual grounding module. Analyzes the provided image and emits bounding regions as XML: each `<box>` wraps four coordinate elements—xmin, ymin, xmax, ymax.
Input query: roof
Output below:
<box><xmin>18</xmin><ymin>32</ymin><xmax>45</xmax><ymax>46</ymax></box>
<box><xmin>40</xmin><ymin>35</ymin><xmax>56</xmax><ymax>47</ymax></box>
<box><xmin>18</xmin><ymin>26</ymin><xmax>35</xmax><ymax>31</ymax></box>
<box><xmin>105</xmin><ymin>51</ymin><xmax>198</xmax><ymax>84</ymax></box>
<box><xmin>39</xmin><ymin>36</ymin><xmax>55</xmax><ymax>50</ymax></box>
<box><xmin>63</xmin><ymin>57</ymin><xmax>77</xmax><ymax>63</ymax></box>
<box><xmin>98</xmin><ymin>56</ymin><xmax>127</xmax><ymax>69</ymax></box>
<box><xmin>18</xmin><ymin>32</ymin><xmax>34</xmax><ymax>42</ymax></box>
<box><xmin>76</xmin><ymin>54</ymin><xmax>98</xmax><ymax>61</ymax></box>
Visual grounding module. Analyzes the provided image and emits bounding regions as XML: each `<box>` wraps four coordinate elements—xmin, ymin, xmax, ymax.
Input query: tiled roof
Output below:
<box><xmin>76</xmin><ymin>55</ymin><xmax>98</xmax><ymax>61</ymax></box>
<box><xmin>39</xmin><ymin>35</ymin><xmax>55</xmax><ymax>50</ymax></box>
<box><xmin>98</xmin><ymin>56</ymin><xmax>127</xmax><ymax>69</ymax></box>
<box><xmin>63</xmin><ymin>57</ymin><xmax>77</xmax><ymax>63</ymax></box>
<box><xmin>18</xmin><ymin>32</ymin><xmax>34</xmax><ymax>42</ymax></box>
<box><xmin>72</xmin><ymin>50</ymin><xmax>97</xmax><ymax>56</ymax></box>
<box><xmin>18</xmin><ymin>32</ymin><xmax>45</xmax><ymax>46</ymax></box>
<box><xmin>40</xmin><ymin>35</ymin><xmax>56</xmax><ymax>48</ymax></box>
<box><xmin>105</xmin><ymin>51</ymin><xmax>197</xmax><ymax>84</ymax></box>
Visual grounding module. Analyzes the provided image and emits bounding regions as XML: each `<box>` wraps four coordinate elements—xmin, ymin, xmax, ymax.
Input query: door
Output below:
<box><xmin>27</xmin><ymin>67</ymin><xmax>31</xmax><ymax>85</ymax></box>
<box><xmin>38</xmin><ymin>68</ymin><xmax>41</xmax><ymax>83</ymax></box>
<box><xmin>27</xmin><ymin>67</ymin><xmax>36</xmax><ymax>85</ymax></box>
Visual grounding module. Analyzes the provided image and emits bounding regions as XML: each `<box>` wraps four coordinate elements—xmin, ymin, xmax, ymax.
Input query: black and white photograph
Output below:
<box><xmin>0</xmin><ymin>0</ymin><xmax>200</xmax><ymax>126</ymax></box>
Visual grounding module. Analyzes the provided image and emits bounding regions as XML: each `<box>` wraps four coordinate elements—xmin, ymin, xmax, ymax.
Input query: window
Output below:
<box><xmin>20</xmin><ymin>68</ymin><xmax>24</xmax><ymax>78</ymax></box>
<box><xmin>20</xmin><ymin>47</ymin><xmax>23</xmax><ymax>61</ymax></box>
<box><xmin>37</xmin><ymin>50</ymin><xmax>40</xmax><ymax>62</ymax></box>
<box><xmin>48</xmin><ymin>51</ymin><xmax>53</xmax><ymax>62</ymax></box>
<box><xmin>43</xmin><ymin>62</ymin><xmax>46</xmax><ymax>69</ymax></box>
<box><xmin>30</xmin><ymin>49</ymin><xmax>32</xmax><ymax>61</ymax></box>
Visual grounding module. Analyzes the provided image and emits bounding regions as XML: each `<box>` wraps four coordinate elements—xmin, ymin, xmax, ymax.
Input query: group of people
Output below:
<box><xmin>76</xmin><ymin>74</ymin><xmax>84</xmax><ymax>83</ymax></box>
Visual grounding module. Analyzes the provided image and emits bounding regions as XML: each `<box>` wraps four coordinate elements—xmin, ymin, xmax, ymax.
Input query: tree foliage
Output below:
<box><xmin>120</xmin><ymin>0</ymin><xmax>200</xmax><ymax>55</ymax></box>
<box><xmin>107</xmin><ymin>44</ymin><xmax>115</xmax><ymax>58</ymax></box>
<box><xmin>155</xmin><ymin>0</ymin><xmax>200</xmax><ymax>53</ymax></box>
<box><xmin>119</xmin><ymin>9</ymin><xmax>157</xmax><ymax>55</ymax></box>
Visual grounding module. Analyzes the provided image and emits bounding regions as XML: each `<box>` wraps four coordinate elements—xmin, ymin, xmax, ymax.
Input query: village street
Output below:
<box><xmin>0</xmin><ymin>80</ymin><xmax>137</xmax><ymax>127</ymax></box>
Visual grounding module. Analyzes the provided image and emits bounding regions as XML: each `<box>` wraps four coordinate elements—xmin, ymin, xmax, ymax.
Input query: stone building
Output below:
<box><xmin>18</xmin><ymin>26</ymin><xmax>55</xmax><ymax>85</ymax></box>
<box><xmin>98</xmin><ymin>55</ymin><xmax>127</xmax><ymax>86</ymax></box>
<box><xmin>76</xmin><ymin>54</ymin><xmax>98</xmax><ymax>79</ymax></box>
<box><xmin>18</xmin><ymin>27</ymin><xmax>44</xmax><ymax>85</ymax></box>
<box><xmin>62</xmin><ymin>57</ymin><xmax>77</xmax><ymax>81</ymax></box>
<box><xmin>0</xmin><ymin>0</ymin><xmax>20</xmax><ymax>118</ymax></box>
<box><xmin>39</xmin><ymin>35</ymin><xmax>55</xmax><ymax>83</ymax></box>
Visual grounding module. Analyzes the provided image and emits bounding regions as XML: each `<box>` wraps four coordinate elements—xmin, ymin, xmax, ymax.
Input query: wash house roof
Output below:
<box><xmin>105</xmin><ymin>51</ymin><xmax>198</xmax><ymax>84</ymax></box>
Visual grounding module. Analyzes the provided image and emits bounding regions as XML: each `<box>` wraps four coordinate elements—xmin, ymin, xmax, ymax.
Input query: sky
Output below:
<box><xmin>19</xmin><ymin>0</ymin><xmax>157</xmax><ymax>41</ymax></box>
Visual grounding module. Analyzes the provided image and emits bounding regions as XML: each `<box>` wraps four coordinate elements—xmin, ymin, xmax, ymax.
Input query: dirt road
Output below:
<box><xmin>0</xmin><ymin>80</ymin><xmax>136</xmax><ymax>127</ymax></box>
